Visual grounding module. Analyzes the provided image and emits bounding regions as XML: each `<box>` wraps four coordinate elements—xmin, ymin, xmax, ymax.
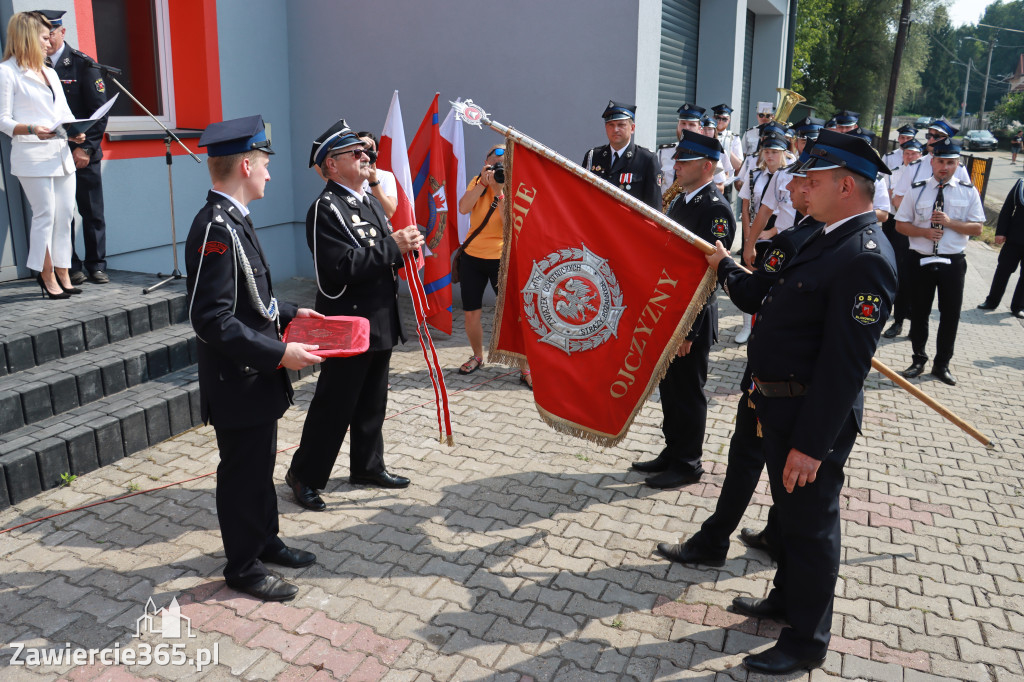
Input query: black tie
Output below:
<box><xmin>244</xmin><ymin>214</ymin><xmax>255</xmax><ymax>230</ymax></box>
<box><xmin>611</xmin><ymin>152</ymin><xmax>619</xmax><ymax>168</ymax></box>
<box><xmin>45</xmin><ymin>57</ymin><xmax>52</xmax><ymax>68</ymax></box>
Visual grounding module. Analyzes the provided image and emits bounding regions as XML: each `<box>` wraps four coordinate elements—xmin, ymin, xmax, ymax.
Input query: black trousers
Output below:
<box><xmin>761</xmin><ymin>406</ymin><xmax>858</xmax><ymax>659</ymax></box>
<box><xmin>691</xmin><ymin>368</ymin><xmax>777</xmax><ymax>554</ymax></box>
<box><xmin>908</xmin><ymin>253</ymin><xmax>967</xmax><ymax>367</ymax></box>
<box><xmin>70</xmin><ymin>160</ymin><xmax>106</xmax><ymax>273</ymax></box>
<box><xmin>882</xmin><ymin>217</ymin><xmax>911</xmax><ymax>322</ymax></box>
<box><xmin>214</xmin><ymin>421</ymin><xmax>285</xmax><ymax>586</ymax></box>
<box><xmin>984</xmin><ymin>242</ymin><xmax>1024</xmax><ymax>312</ymax></box>
<box><xmin>289</xmin><ymin>349</ymin><xmax>391</xmax><ymax>490</ymax></box>
<box><xmin>658</xmin><ymin>342</ymin><xmax>709</xmax><ymax>475</ymax></box>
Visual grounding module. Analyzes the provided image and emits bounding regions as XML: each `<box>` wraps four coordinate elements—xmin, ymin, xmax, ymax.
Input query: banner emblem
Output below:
<box><xmin>522</xmin><ymin>245</ymin><xmax>626</xmax><ymax>354</ymax></box>
<box><xmin>763</xmin><ymin>248</ymin><xmax>786</xmax><ymax>273</ymax></box>
<box><xmin>852</xmin><ymin>293</ymin><xmax>882</xmax><ymax>325</ymax></box>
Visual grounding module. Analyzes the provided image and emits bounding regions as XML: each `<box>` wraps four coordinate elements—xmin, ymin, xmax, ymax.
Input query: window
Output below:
<box><xmin>93</xmin><ymin>0</ymin><xmax>175</xmax><ymax>131</ymax></box>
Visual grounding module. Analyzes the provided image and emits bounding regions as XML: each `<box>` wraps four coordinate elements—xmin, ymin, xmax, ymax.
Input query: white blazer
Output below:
<box><xmin>0</xmin><ymin>56</ymin><xmax>75</xmax><ymax>177</ymax></box>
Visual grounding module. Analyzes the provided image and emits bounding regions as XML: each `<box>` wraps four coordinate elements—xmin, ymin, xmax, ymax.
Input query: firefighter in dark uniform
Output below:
<box><xmin>38</xmin><ymin>9</ymin><xmax>110</xmax><ymax>284</ymax></box>
<box><xmin>185</xmin><ymin>116</ymin><xmax>324</xmax><ymax>601</ymax></box>
<box><xmin>582</xmin><ymin>100</ymin><xmax>661</xmax><ymax>209</ymax></box>
<box><xmin>285</xmin><ymin>120</ymin><xmax>423</xmax><ymax>512</ymax></box>
<box><xmin>978</xmin><ymin>179</ymin><xmax>1024</xmax><ymax>318</ymax></box>
<box><xmin>655</xmin><ymin>152</ymin><xmax>823</xmax><ymax>568</ymax></box>
<box><xmin>630</xmin><ymin>130</ymin><xmax>733</xmax><ymax>488</ymax></box>
<box><xmin>729</xmin><ymin>130</ymin><xmax>897</xmax><ymax>675</ymax></box>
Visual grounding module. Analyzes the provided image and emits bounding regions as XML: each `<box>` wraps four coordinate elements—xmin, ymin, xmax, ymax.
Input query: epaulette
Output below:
<box><xmin>956</xmin><ymin>178</ymin><xmax>975</xmax><ymax>188</ymax></box>
<box><xmin>658</xmin><ymin>143</ymin><xmax>676</xmax><ymax>149</ymax></box>
<box><xmin>911</xmin><ymin>180</ymin><xmax>926</xmax><ymax>188</ymax></box>
<box><xmin>862</xmin><ymin>227</ymin><xmax>881</xmax><ymax>251</ymax></box>
<box><xmin>211</xmin><ymin>204</ymin><xmax>232</xmax><ymax>225</ymax></box>
<box><xmin>889</xmin><ymin>165</ymin><xmax>900</xmax><ymax>172</ymax></box>
<box><xmin>908</xmin><ymin>159</ymin><xmax>921</xmax><ymax>166</ymax></box>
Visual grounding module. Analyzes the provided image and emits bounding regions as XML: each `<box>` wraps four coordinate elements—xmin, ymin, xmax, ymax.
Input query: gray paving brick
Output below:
<box><xmin>4</xmin><ymin>336</ymin><xmax>34</xmax><ymax>373</ymax></box>
<box><xmin>0</xmin><ymin>449</ymin><xmax>41</xmax><ymax>503</ymax></box>
<box><xmin>30</xmin><ymin>437</ymin><xmax>69</xmax><ymax>491</ymax></box>
<box><xmin>82</xmin><ymin>316</ymin><xmax>108</xmax><ymax>349</ymax></box>
<box><xmin>31</xmin><ymin>327</ymin><xmax>61</xmax><ymax>365</ymax></box>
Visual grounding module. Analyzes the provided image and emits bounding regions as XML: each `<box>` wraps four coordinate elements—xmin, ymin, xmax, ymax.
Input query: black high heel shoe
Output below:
<box><xmin>35</xmin><ymin>273</ymin><xmax>71</xmax><ymax>300</ymax></box>
<box><xmin>56</xmin><ymin>278</ymin><xmax>83</xmax><ymax>295</ymax></box>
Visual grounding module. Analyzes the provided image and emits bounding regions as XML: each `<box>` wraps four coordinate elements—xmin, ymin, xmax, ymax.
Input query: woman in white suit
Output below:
<box><xmin>0</xmin><ymin>12</ymin><xmax>86</xmax><ymax>298</ymax></box>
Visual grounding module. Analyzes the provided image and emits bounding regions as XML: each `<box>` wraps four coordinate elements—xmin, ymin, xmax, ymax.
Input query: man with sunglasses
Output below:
<box><xmin>285</xmin><ymin>120</ymin><xmax>424</xmax><ymax>513</ymax></box>
<box><xmin>891</xmin><ymin>119</ymin><xmax>970</xmax><ymax>211</ymax></box>
<box><xmin>742</xmin><ymin>101</ymin><xmax>775</xmax><ymax>157</ymax></box>
<box><xmin>583</xmin><ymin>100</ymin><xmax>661</xmax><ymax>208</ymax></box>
<box><xmin>658</xmin><ymin>103</ymin><xmax>705</xmax><ymax>199</ymax></box>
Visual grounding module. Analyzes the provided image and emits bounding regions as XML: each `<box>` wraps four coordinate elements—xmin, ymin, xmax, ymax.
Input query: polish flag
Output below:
<box><xmin>440</xmin><ymin>104</ymin><xmax>469</xmax><ymax>242</ymax></box>
<box><xmin>377</xmin><ymin>90</ymin><xmax>423</xmax><ymax>271</ymax></box>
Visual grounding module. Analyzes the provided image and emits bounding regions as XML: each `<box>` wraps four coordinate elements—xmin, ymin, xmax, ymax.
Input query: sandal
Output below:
<box><xmin>459</xmin><ymin>355</ymin><xmax>483</xmax><ymax>375</ymax></box>
<box><xmin>519</xmin><ymin>369</ymin><xmax>533</xmax><ymax>391</ymax></box>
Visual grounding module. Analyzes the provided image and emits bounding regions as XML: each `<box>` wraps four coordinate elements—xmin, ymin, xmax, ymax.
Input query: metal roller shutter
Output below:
<box><xmin>658</xmin><ymin>0</ymin><xmax>700</xmax><ymax>145</ymax></box>
<box><xmin>741</xmin><ymin>10</ymin><xmax>756</xmax><ymax>132</ymax></box>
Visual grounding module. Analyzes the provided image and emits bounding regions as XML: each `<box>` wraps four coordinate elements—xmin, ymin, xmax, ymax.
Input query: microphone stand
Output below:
<box><xmin>89</xmin><ymin>61</ymin><xmax>202</xmax><ymax>294</ymax></box>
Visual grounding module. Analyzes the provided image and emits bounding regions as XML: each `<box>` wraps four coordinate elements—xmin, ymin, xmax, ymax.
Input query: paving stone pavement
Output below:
<box><xmin>1</xmin><ymin>238</ymin><xmax>1022</xmax><ymax>682</ymax></box>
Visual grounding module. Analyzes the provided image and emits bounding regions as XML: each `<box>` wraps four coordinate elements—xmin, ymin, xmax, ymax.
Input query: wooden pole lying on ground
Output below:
<box><xmin>870</xmin><ymin>358</ymin><xmax>994</xmax><ymax>448</ymax></box>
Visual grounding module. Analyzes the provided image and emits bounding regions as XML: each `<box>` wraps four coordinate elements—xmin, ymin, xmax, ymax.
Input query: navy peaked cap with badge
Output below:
<box><xmin>700</xmin><ymin>114</ymin><xmax>716</xmax><ymax>129</ymax></box>
<box><xmin>927</xmin><ymin>118</ymin><xmax>958</xmax><ymax>138</ymax></box>
<box><xmin>792</xmin><ymin>116</ymin><xmax>824</xmax><ymax>138</ymax></box>
<box><xmin>931</xmin><ymin>137</ymin><xmax>961</xmax><ymax>158</ymax></box>
<box><xmin>847</xmin><ymin>127</ymin><xmax>877</xmax><ymax>145</ymax></box>
<box><xmin>761</xmin><ymin>131</ymin><xmax>789</xmax><ymax>151</ymax></box>
<box><xmin>824</xmin><ymin>118</ymin><xmax>838</xmax><ymax>129</ymax></box>
<box><xmin>785</xmin><ymin>141</ymin><xmax>817</xmax><ymax>176</ymax></box>
<box><xmin>835</xmin><ymin>110</ymin><xmax>859</xmax><ymax>125</ymax></box>
<box><xmin>900</xmin><ymin>138</ymin><xmax>924</xmax><ymax>152</ymax></box>
<box><xmin>760</xmin><ymin>122</ymin><xmax>787</xmax><ymax>139</ymax></box>
<box><xmin>199</xmin><ymin>115</ymin><xmax>274</xmax><ymax>158</ymax></box>
<box><xmin>602</xmin><ymin>101</ymin><xmax>636</xmax><ymax>121</ymax></box>
<box><xmin>711</xmin><ymin>103</ymin><xmax>733</xmax><ymax>115</ymax></box>
<box><xmin>799</xmin><ymin>129</ymin><xmax>890</xmax><ymax>180</ymax></box>
<box><xmin>673</xmin><ymin>129</ymin><xmax>723</xmax><ymax>161</ymax></box>
<box><xmin>676</xmin><ymin>103</ymin><xmax>705</xmax><ymax>121</ymax></box>
<box><xmin>308</xmin><ymin>119</ymin><xmax>361</xmax><ymax>168</ymax></box>
<box><xmin>36</xmin><ymin>9</ymin><xmax>65</xmax><ymax>26</ymax></box>
<box><xmin>897</xmin><ymin>124</ymin><xmax>917</xmax><ymax>137</ymax></box>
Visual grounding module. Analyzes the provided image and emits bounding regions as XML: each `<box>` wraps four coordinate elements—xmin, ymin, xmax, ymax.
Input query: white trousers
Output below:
<box><xmin>20</xmin><ymin>173</ymin><xmax>76</xmax><ymax>271</ymax></box>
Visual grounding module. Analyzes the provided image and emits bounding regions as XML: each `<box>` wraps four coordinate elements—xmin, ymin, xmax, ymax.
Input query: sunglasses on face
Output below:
<box><xmin>758</xmin><ymin>113</ymin><xmax>772</xmax><ymax>118</ymax></box>
<box><xmin>489</xmin><ymin>148</ymin><xmax>505</xmax><ymax>157</ymax></box>
<box><xmin>714</xmin><ymin>115</ymin><xmax>729</xmax><ymax>121</ymax></box>
<box><xmin>331</xmin><ymin>148</ymin><xmax>370</xmax><ymax>160</ymax></box>
<box><xmin>925</xmin><ymin>133</ymin><xmax>945</xmax><ymax>140</ymax></box>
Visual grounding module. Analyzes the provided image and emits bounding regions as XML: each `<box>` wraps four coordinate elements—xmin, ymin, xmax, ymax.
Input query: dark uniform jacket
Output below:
<box><xmin>306</xmin><ymin>181</ymin><xmax>405</xmax><ymax>350</ymax></box>
<box><xmin>718</xmin><ymin>215</ymin><xmax>823</xmax><ymax>315</ymax></box>
<box><xmin>997</xmin><ymin>179</ymin><xmax>1024</xmax><ymax>246</ymax></box>
<box><xmin>583</xmin><ymin>138</ymin><xmax>661</xmax><ymax>209</ymax></box>
<box><xmin>52</xmin><ymin>44</ymin><xmax>107</xmax><ymax>161</ymax></box>
<box><xmin>185</xmin><ymin>192</ymin><xmax>297</xmax><ymax>430</ymax></box>
<box><xmin>746</xmin><ymin>212</ymin><xmax>897</xmax><ymax>460</ymax></box>
<box><xmin>666</xmin><ymin>181</ymin><xmax>735</xmax><ymax>346</ymax></box>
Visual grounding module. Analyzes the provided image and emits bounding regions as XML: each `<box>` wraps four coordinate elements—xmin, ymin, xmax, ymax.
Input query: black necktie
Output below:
<box><xmin>611</xmin><ymin>152</ymin><xmax>619</xmax><ymax>168</ymax></box>
<box><xmin>244</xmin><ymin>214</ymin><xmax>255</xmax><ymax>230</ymax></box>
<box><xmin>44</xmin><ymin>57</ymin><xmax>52</xmax><ymax>68</ymax></box>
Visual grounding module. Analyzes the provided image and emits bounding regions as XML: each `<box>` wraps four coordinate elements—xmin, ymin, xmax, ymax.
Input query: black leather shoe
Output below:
<box><xmin>738</xmin><ymin>527</ymin><xmax>778</xmax><ymax>560</ymax></box>
<box><xmin>729</xmin><ymin>596</ymin><xmax>786</xmax><ymax>621</ymax></box>
<box><xmin>260</xmin><ymin>545</ymin><xmax>316</xmax><ymax>568</ymax></box>
<box><xmin>350</xmin><ymin>470</ymin><xmax>410</xmax><ymax>489</ymax></box>
<box><xmin>882</xmin><ymin>320</ymin><xmax>902</xmax><ymax>338</ymax></box>
<box><xmin>655</xmin><ymin>541</ymin><xmax>725</xmax><ymax>567</ymax></box>
<box><xmin>645</xmin><ymin>469</ymin><xmax>703</xmax><ymax>489</ymax></box>
<box><xmin>229</xmin><ymin>575</ymin><xmax>298</xmax><ymax>602</ymax></box>
<box><xmin>88</xmin><ymin>270</ymin><xmax>110</xmax><ymax>284</ymax></box>
<box><xmin>901</xmin><ymin>362</ymin><xmax>926</xmax><ymax>379</ymax></box>
<box><xmin>69</xmin><ymin>270</ymin><xmax>88</xmax><ymax>285</ymax></box>
<box><xmin>931</xmin><ymin>366</ymin><xmax>957</xmax><ymax>386</ymax></box>
<box><xmin>977</xmin><ymin>301</ymin><xmax>997</xmax><ymax>310</ymax></box>
<box><xmin>1012</xmin><ymin>310</ymin><xmax>1024</xmax><ymax>319</ymax></box>
<box><xmin>743</xmin><ymin>645</ymin><xmax>825</xmax><ymax>675</ymax></box>
<box><xmin>630</xmin><ymin>452</ymin><xmax>672</xmax><ymax>473</ymax></box>
<box><xmin>285</xmin><ymin>469</ymin><xmax>326</xmax><ymax>511</ymax></box>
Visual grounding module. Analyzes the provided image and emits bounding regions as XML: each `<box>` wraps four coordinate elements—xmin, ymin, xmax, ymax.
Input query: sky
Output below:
<box><xmin>947</xmin><ymin>0</ymin><xmax>992</xmax><ymax>27</ymax></box>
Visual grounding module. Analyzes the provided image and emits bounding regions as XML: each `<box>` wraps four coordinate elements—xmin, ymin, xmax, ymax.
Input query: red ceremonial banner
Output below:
<box><xmin>490</xmin><ymin>142</ymin><xmax>715</xmax><ymax>446</ymax></box>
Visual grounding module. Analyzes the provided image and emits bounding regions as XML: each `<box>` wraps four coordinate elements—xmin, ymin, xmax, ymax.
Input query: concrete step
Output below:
<box><xmin>0</xmin><ymin>323</ymin><xmax>196</xmax><ymax>436</ymax></box>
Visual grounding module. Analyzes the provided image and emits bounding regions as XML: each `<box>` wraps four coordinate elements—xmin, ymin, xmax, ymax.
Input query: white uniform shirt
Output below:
<box><xmin>362</xmin><ymin>168</ymin><xmax>397</xmax><ymax>201</ymax></box>
<box><xmin>892</xmin><ymin>154</ymin><xmax>972</xmax><ymax>197</ymax></box>
<box><xmin>736</xmin><ymin>155</ymin><xmax>758</xmax><ymax>190</ymax></box>
<box><xmin>761</xmin><ymin>167</ymin><xmax>798</xmax><ymax>232</ymax></box>
<box><xmin>882</xmin><ymin>149</ymin><xmax>903</xmax><ymax>172</ymax></box>
<box><xmin>742</xmin><ymin>127</ymin><xmax>761</xmax><ymax>156</ymax></box>
<box><xmin>738</xmin><ymin>168</ymin><xmax>774</xmax><ymax>218</ymax></box>
<box><xmin>893</xmin><ymin>176</ymin><xmax>985</xmax><ymax>255</ymax></box>
<box><xmin>873</xmin><ymin>175</ymin><xmax>892</xmax><ymax>214</ymax></box>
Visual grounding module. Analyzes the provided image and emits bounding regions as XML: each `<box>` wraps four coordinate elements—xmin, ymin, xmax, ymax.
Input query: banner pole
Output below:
<box><xmin>453</xmin><ymin>100</ymin><xmax>716</xmax><ymax>255</ymax></box>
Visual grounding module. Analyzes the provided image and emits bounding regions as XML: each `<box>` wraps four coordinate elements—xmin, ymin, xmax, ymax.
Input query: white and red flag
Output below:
<box><xmin>440</xmin><ymin>104</ymin><xmax>469</xmax><ymax>242</ymax></box>
<box><xmin>377</xmin><ymin>91</ymin><xmax>423</xmax><ymax>272</ymax></box>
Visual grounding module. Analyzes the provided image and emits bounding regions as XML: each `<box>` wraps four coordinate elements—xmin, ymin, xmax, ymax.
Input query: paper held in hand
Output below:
<box><xmin>53</xmin><ymin>93</ymin><xmax>119</xmax><ymax>138</ymax></box>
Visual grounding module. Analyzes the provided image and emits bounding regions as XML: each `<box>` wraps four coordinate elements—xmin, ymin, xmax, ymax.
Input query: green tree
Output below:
<box><xmin>993</xmin><ymin>91</ymin><xmax>1024</xmax><ymax>127</ymax></box>
<box><xmin>912</xmin><ymin>6</ymin><xmax>964</xmax><ymax>117</ymax></box>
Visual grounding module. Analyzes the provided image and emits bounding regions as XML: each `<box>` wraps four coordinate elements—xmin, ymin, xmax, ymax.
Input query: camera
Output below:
<box><xmin>486</xmin><ymin>162</ymin><xmax>505</xmax><ymax>184</ymax></box>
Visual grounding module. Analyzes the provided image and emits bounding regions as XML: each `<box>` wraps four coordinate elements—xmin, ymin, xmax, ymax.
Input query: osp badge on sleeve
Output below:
<box><xmin>711</xmin><ymin>217</ymin><xmax>729</xmax><ymax>240</ymax></box>
<box><xmin>852</xmin><ymin>293</ymin><xmax>882</xmax><ymax>325</ymax></box>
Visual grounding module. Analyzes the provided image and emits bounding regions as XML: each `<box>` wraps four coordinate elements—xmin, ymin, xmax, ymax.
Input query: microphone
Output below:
<box><xmin>84</xmin><ymin>56</ymin><xmax>123</xmax><ymax>76</ymax></box>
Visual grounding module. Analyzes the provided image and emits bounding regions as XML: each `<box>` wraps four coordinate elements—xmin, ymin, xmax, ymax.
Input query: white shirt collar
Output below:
<box><xmin>211</xmin><ymin>190</ymin><xmax>250</xmax><ymax>217</ymax></box>
<box><xmin>335</xmin><ymin>181</ymin><xmax>366</xmax><ymax>201</ymax></box>
<box><xmin>50</xmin><ymin>44</ymin><xmax>66</xmax><ymax>66</ymax></box>
<box><xmin>823</xmin><ymin>210</ymin><xmax>874</xmax><ymax>234</ymax></box>
<box><xmin>684</xmin><ymin>180</ymin><xmax>713</xmax><ymax>204</ymax></box>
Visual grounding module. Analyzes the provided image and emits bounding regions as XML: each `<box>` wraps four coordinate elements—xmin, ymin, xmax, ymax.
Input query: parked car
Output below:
<box><xmin>914</xmin><ymin>116</ymin><xmax>932</xmax><ymax>129</ymax></box>
<box><xmin>963</xmin><ymin>130</ymin><xmax>997</xmax><ymax>151</ymax></box>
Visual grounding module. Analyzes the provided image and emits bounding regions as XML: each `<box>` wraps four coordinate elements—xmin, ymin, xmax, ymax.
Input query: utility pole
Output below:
<box><xmin>881</xmin><ymin>0</ymin><xmax>914</xmax><ymax>153</ymax></box>
<box><xmin>960</xmin><ymin>58</ymin><xmax>971</xmax><ymax>126</ymax></box>
<box><xmin>979</xmin><ymin>36</ymin><xmax>996</xmax><ymax>130</ymax></box>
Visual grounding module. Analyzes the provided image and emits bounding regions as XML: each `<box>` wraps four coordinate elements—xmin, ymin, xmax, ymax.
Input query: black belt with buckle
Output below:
<box><xmin>752</xmin><ymin>377</ymin><xmax>807</xmax><ymax>398</ymax></box>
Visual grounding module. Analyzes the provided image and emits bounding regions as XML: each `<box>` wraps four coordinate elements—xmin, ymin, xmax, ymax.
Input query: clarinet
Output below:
<box><xmin>932</xmin><ymin>185</ymin><xmax>944</xmax><ymax>256</ymax></box>
<box><xmin>748</xmin><ymin>169</ymin><xmax>757</xmax><ymax>225</ymax></box>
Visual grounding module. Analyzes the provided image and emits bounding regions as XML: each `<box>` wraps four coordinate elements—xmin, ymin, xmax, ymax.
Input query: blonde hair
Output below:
<box><xmin>3</xmin><ymin>12</ymin><xmax>50</xmax><ymax>71</ymax></box>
